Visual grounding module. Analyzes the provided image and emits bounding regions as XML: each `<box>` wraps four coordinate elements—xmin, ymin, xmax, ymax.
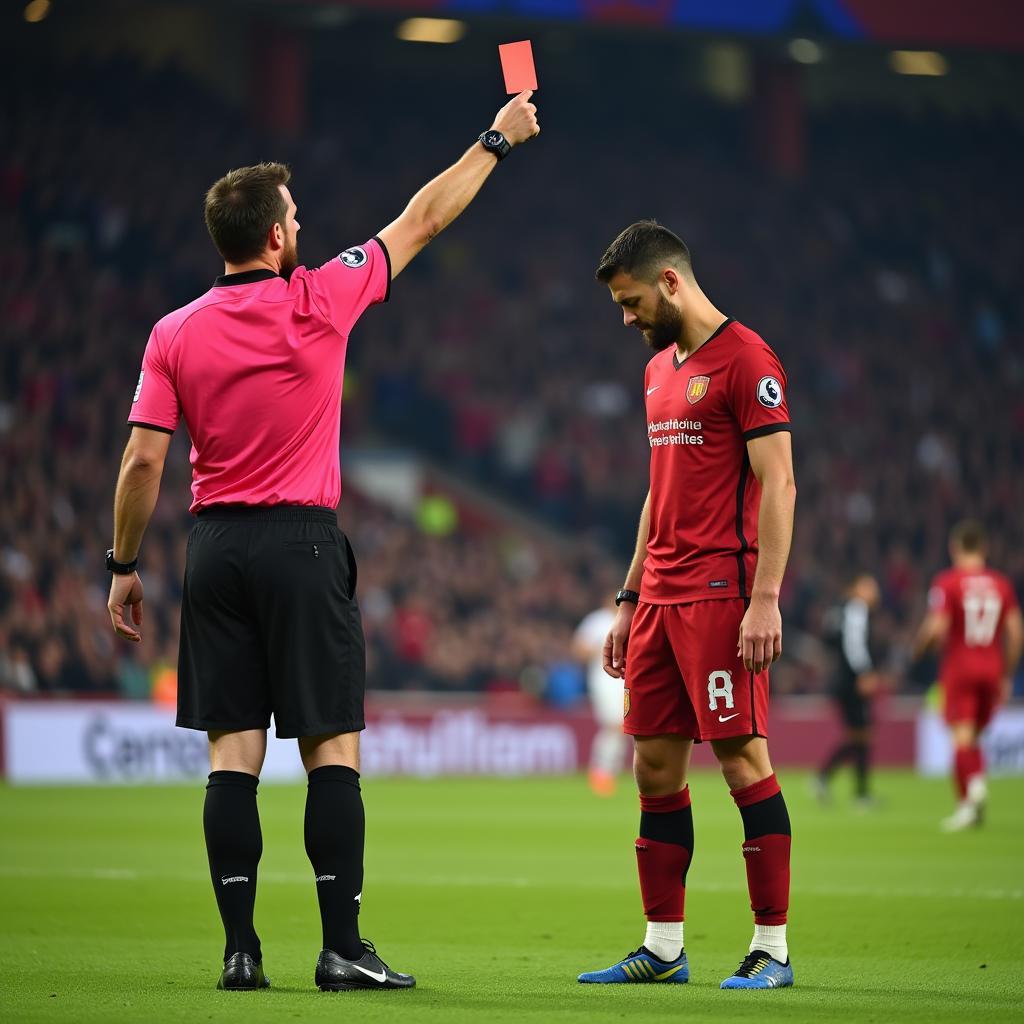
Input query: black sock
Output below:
<box><xmin>821</xmin><ymin>742</ymin><xmax>855</xmax><ymax>778</ymax></box>
<box><xmin>305</xmin><ymin>765</ymin><xmax>365</xmax><ymax>959</ymax></box>
<box><xmin>853</xmin><ymin>742</ymin><xmax>870</xmax><ymax>797</ymax></box>
<box><xmin>203</xmin><ymin>771</ymin><xmax>262</xmax><ymax>962</ymax></box>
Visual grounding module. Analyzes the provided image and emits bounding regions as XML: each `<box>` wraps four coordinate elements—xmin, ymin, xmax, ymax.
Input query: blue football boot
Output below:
<box><xmin>720</xmin><ymin>949</ymin><xmax>794</xmax><ymax>989</ymax></box>
<box><xmin>578</xmin><ymin>946</ymin><xmax>689</xmax><ymax>984</ymax></box>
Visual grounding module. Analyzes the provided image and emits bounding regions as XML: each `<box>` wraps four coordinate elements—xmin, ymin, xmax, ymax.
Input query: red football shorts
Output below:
<box><xmin>623</xmin><ymin>599</ymin><xmax>768</xmax><ymax>741</ymax></box>
<box><xmin>942</xmin><ymin>675</ymin><xmax>1000</xmax><ymax>730</ymax></box>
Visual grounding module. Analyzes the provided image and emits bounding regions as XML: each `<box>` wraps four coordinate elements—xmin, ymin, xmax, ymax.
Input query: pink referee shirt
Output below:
<box><xmin>128</xmin><ymin>238</ymin><xmax>391</xmax><ymax>513</ymax></box>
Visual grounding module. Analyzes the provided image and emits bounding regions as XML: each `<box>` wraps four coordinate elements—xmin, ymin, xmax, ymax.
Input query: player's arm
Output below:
<box><xmin>107</xmin><ymin>426</ymin><xmax>171</xmax><ymax>642</ymax></box>
<box><xmin>604</xmin><ymin>491</ymin><xmax>650</xmax><ymax>679</ymax></box>
<box><xmin>912</xmin><ymin>609</ymin><xmax>949</xmax><ymax>659</ymax></box>
<box><xmin>1002</xmin><ymin>606</ymin><xmax>1023</xmax><ymax>700</ymax></box>
<box><xmin>740</xmin><ymin>430</ymin><xmax>796</xmax><ymax>674</ymax></box>
<box><xmin>377</xmin><ymin>91</ymin><xmax>539</xmax><ymax>279</ymax></box>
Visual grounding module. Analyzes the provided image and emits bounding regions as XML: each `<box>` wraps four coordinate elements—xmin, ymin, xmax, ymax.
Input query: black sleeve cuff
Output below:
<box><xmin>373</xmin><ymin>235</ymin><xmax>392</xmax><ymax>303</ymax></box>
<box><xmin>127</xmin><ymin>421</ymin><xmax>175</xmax><ymax>435</ymax></box>
<box><xmin>743</xmin><ymin>422</ymin><xmax>791</xmax><ymax>441</ymax></box>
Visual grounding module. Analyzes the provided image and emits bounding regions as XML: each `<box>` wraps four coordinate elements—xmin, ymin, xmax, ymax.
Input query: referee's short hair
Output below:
<box><xmin>204</xmin><ymin>162</ymin><xmax>292</xmax><ymax>263</ymax></box>
<box><xmin>596</xmin><ymin>219</ymin><xmax>692</xmax><ymax>284</ymax></box>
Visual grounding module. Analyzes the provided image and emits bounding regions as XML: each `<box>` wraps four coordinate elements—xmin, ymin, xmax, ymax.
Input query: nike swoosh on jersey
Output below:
<box><xmin>646</xmin><ymin>385</ymin><xmax>661</xmax><ymax>396</ymax></box>
<box><xmin>718</xmin><ymin>713</ymin><xmax>740</xmax><ymax>722</ymax></box>
<box><xmin>351</xmin><ymin>964</ymin><xmax>388</xmax><ymax>983</ymax></box>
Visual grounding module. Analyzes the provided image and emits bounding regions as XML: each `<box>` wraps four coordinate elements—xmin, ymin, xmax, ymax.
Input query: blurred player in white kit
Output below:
<box><xmin>575</xmin><ymin>598</ymin><xmax>628</xmax><ymax>795</ymax></box>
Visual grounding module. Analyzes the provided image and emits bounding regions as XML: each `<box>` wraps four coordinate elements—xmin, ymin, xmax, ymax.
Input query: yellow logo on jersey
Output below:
<box><xmin>623</xmin><ymin>687</ymin><xmax>630</xmax><ymax>717</ymax></box>
<box><xmin>686</xmin><ymin>375</ymin><xmax>710</xmax><ymax>404</ymax></box>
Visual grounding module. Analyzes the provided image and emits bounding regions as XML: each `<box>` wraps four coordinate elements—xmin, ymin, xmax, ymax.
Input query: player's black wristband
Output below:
<box><xmin>615</xmin><ymin>589</ymin><xmax>640</xmax><ymax>607</ymax></box>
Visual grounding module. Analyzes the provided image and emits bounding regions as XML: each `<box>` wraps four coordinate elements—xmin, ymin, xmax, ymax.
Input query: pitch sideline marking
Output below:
<box><xmin>0</xmin><ymin>864</ymin><xmax>1019</xmax><ymax>902</ymax></box>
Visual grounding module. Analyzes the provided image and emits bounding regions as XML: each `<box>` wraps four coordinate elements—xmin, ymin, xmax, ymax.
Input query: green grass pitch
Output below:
<box><xmin>1</xmin><ymin>770</ymin><xmax>1021</xmax><ymax>1023</ymax></box>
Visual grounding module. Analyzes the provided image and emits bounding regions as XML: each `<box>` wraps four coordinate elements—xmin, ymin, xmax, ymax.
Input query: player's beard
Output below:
<box><xmin>280</xmin><ymin>235</ymin><xmax>299</xmax><ymax>278</ymax></box>
<box><xmin>639</xmin><ymin>294</ymin><xmax>683</xmax><ymax>351</ymax></box>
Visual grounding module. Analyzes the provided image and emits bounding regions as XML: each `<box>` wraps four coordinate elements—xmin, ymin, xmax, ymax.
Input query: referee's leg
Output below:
<box><xmin>179</xmin><ymin>515</ymin><xmax>274</xmax><ymax>990</ymax></box>
<box><xmin>298</xmin><ymin>729</ymin><xmax>415</xmax><ymax>989</ymax></box>
<box><xmin>251</xmin><ymin>515</ymin><xmax>414</xmax><ymax>988</ymax></box>
<box><xmin>299</xmin><ymin>732</ymin><xmax>364</xmax><ymax>958</ymax></box>
<box><xmin>204</xmin><ymin>729</ymin><xmax>269</xmax><ymax>988</ymax></box>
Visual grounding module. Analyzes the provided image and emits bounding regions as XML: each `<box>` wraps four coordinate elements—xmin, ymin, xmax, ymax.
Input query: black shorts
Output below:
<box><xmin>176</xmin><ymin>506</ymin><xmax>365</xmax><ymax>739</ymax></box>
<box><xmin>834</xmin><ymin>688</ymin><xmax>870</xmax><ymax>731</ymax></box>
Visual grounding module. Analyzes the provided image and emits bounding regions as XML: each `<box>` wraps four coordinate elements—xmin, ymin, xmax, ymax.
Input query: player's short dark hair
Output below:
<box><xmin>595</xmin><ymin>220</ymin><xmax>692</xmax><ymax>284</ymax></box>
<box><xmin>950</xmin><ymin>519</ymin><xmax>987</xmax><ymax>553</ymax></box>
<box><xmin>204</xmin><ymin>162</ymin><xmax>291</xmax><ymax>263</ymax></box>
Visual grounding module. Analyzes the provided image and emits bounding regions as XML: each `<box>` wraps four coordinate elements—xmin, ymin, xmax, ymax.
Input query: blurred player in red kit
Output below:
<box><xmin>913</xmin><ymin>521</ymin><xmax>1022</xmax><ymax>831</ymax></box>
<box><xmin>577</xmin><ymin>221</ymin><xmax>797</xmax><ymax>991</ymax></box>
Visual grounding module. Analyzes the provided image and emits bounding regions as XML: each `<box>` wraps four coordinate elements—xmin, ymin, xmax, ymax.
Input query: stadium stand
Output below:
<box><xmin>1</xmin><ymin>58</ymin><xmax>1021</xmax><ymax>697</ymax></box>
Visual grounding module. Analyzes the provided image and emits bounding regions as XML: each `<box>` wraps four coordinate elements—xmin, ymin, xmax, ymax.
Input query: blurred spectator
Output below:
<box><xmin>2</xmin><ymin>57</ymin><xmax>1022</xmax><ymax>697</ymax></box>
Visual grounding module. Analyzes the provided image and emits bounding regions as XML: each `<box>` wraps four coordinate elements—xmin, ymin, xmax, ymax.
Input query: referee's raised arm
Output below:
<box><xmin>377</xmin><ymin>90</ymin><xmax>539</xmax><ymax>278</ymax></box>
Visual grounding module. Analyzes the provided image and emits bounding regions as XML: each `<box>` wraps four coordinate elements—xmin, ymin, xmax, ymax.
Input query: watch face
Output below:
<box><xmin>484</xmin><ymin>131</ymin><xmax>503</xmax><ymax>146</ymax></box>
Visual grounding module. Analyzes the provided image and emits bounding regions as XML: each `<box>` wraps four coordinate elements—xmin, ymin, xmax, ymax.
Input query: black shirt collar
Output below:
<box><xmin>214</xmin><ymin>269</ymin><xmax>279</xmax><ymax>287</ymax></box>
<box><xmin>672</xmin><ymin>316</ymin><xmax>735</xmax><ymax>370</ymax></box>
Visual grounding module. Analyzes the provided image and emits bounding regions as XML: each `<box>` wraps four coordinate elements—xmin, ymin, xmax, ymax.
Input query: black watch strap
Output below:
<box><xmin>106</xmin><ymin>549</ymin><xmax>138</xmax><ymax>575</ymax></box>
<box><xmin>478</xmin><ymin>129</ymin><xmax>511</xmax><ymax>161</ymax></box>
<box><xmin>615</xmin><ymin>589</ymin><xmax>640</xmax><ymax>607</ymax></box>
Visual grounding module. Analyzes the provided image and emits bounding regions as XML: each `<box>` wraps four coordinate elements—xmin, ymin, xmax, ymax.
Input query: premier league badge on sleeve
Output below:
<box><xmin>756</xmin><ymin>376</ymin><xmax>783</xmax><ymax>408</ymax></box>
<box><xmin>133</xmin><ymin>370</ymin><xmax>145</xmax><ymax>403</ymax></box>
<box><xmin>339</xmin><ymin>247</ymin><xmax>367</xmax><ymax>268</ymax></box>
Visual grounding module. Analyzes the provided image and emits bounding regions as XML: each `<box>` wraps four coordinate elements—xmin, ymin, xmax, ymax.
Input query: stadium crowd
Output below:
<box><xmin>1</xmin><ymin>58</ymin><xmax>1022</xmax><ymax>698</ymax></box>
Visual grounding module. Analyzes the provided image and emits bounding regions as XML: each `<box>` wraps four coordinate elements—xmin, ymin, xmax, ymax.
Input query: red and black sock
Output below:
<box><xmin>731</xmin><ymin>774</ymin><xmax>791</xmax><ymax>926</ymax></box>
<box><xmin>953</xmin><ymin>746</ymin><xmax>984</xmax><ymax>800</ymax></box>
<box><xmin>635</xmin><ymin>788</ymin><xmax>693</xmax><ymax>922</ymax></box>
<box><xmin>203</xmin><ymin>770</ymin><xmax>262</xmax><ymax>962</ymax></box>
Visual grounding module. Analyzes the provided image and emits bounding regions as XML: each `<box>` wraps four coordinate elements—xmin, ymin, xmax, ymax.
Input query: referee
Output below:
<box><xmin>814</xmin><ymin>574</ymin><xmax>882</xmax><ymax>807</ymax></box>
<box><xmin>106</xmin><ymin>91</ymin><xmax>539</xmax><ymax>992</ymax></box>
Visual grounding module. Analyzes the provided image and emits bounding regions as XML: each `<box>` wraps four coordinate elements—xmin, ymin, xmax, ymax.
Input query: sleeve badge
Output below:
<box><xmin>339</xmin><ymin>247</ymin><xmax>368</xmax><ymax>268</ymax></box>
<box><xmin>756</xmin><ymin>376</ymin><xmax>783</xmax><ymax>408</ymax></box>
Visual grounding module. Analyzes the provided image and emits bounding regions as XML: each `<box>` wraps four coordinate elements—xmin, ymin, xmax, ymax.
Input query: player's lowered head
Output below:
<box><xmin>949</xmin><ymin>519</ymin><xmax>987</xmax><ymax>568</ymax></box>
<box><xmin>595</xmin><ymin>220</ymin><xmax>723</xmax><ymax>356</ymax></box>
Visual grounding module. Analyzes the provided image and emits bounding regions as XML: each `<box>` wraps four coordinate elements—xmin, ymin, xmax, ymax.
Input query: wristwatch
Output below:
<box><xmin>478</xmin><ymin>129</ymin><xmax>511</xmax><ymax>161</ymax></box>
<box><xmin>615</xmin><ymin>589</ymin><xmax>640</xmax><ymax>607</ymax></box>
<box><xmin>106</xmin><ymin>549</ymin><xmax>139</xmax><ymax>575</ymax></box>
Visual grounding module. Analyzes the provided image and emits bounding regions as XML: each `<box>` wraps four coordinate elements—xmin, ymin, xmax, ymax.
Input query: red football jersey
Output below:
<box><xmin>928</xmin><ymin>567</ymin><xmax>1019</xmax><ymax>682</ymax></box>
<box><xmin>641</xmin><ymin>318</ymin><xmax>790</xmax><ymax>604</ymax></box>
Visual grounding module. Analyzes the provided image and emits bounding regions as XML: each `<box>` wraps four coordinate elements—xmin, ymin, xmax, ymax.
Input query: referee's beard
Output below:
<box><xmin>280</xmin><ymin>237</ymin><xmax>299</xmax><ymax>278</ymax></box>
<box><xmin>639</xmin><ymin>294</ymin><xmax>683</xmax><ymax>351</ymax></box>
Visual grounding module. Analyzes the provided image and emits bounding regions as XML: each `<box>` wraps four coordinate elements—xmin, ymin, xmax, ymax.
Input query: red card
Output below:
<box><xmin>498</xmin><ymin>40</ymin><xmax>537</xmax><ymax>94</ymax></box>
